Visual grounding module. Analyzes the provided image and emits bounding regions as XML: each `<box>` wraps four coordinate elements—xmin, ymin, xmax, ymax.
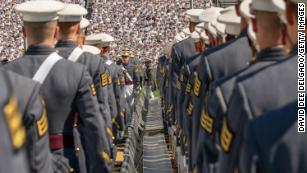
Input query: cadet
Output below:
<box><xmin>180</xmin><ymin>27</ymin><xmax>209</xmax><ymax>168</ymax></box>
<box><xmin>185</xmin><ymin>7</ymin><xmax>224</xmax><ymax>170</ymax></box>
<box><xmin>0</xmin><ymin>70</ymin><xmax>29</xmax><ymax>173</ymax></box>
<box><xmin>118</xmin><ymin>48</ymin><xmax>142</xmax><ymax>109</ymax></box>
<box><xmin>86</xmin><ymin>33</ymin><xmax>125</xmax><ymax>140</ymax></box>
<box><xmin>171</xmin><ymin>8</ymin><xmax>203</xmax><ymax>127</ymax></box>
<box><xmin>144</xmin><ymin>57</ymin><xmax>156</xmax><ymax>99</ymax></box>
<box><xmin>82</xmin><ymin>45</ymin><xmax>101</xmax><ymax>55</ymax></box>
<box><xmin>213</xmin><ymin>0</ymin><xmax>289</xmax><ymax>172</ymax></box>
<box><xmin>202</xmin><ymin>1</ymin><xmax>286</xmax><ymax>172</ymax></box>
<box><xmin>156</xmin><ymin>54</ymin><xmax>168</xmax><ymax>96</ymax></box>
<box><xmin>171</xmin><ymin>28</ymin><xmax>208</xmax><ymax>171</ymax></box>
<box><xmin>77</xmin><ymin>17</ymin><xmax>90</xmax><ymax>47</ymax></box>
<box><xmin>194</xmin><ymin>5</ymin><xmax>255</xmax><ymax>173</ymax></box>
<box><xmin>239</xmin><ymin>0</ymin><xmax>307</xmax><ymax>172</ymax></box>
<box><xmin>3</xmin><ymin>1</ymin><xmax>110</xmax><ymax>173</ymax></box>
<box><xmin>158</xmin><ymin>43</ymin><xmax>172</xmax><ymax>124</ymax></box>
<box><xmin>55</xmin><ymin>5</ymin><xmax>113</xmax><ymax>165</ymax></box>
<box><xmin>100</xmin><ymin>34</ymin><xmax>126</xmax><ymax>138</ymax></box>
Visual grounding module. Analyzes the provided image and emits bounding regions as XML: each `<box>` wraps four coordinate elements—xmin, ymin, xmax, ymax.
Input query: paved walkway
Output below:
<box><xmin>143</xmin><ymin>98</ymin><xmax>173</xmax><ymax>173</ymax></box>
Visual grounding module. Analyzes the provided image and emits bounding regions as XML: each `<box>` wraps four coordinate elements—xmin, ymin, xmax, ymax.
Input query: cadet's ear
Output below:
<box><xmin>22</xmin><ymin>26</ymin><xmax>26</xmax><ymax>38</ymax></box>
<box><xmin>235</xmin><ymin>4</ymin><xmax>241</xmax><ymax>17</ymax></box>
<box><xmin>82</xmin><ymin>36</ymin><xmax>85</xmax><ymax>45</ymax></box>
<box><xmin>54</xmin><ymin>26</ymin><xmax>59</xmax><ymax>40</ymax></box>
<box><xmin>286</xmin><ymin>2</ymin><xmax>295</xmax><ymax>26</ymax></box>
<box><xmin>76</xmin><ymin>23</ymin><xmax>81</xmax><ymax>34</ymax></box>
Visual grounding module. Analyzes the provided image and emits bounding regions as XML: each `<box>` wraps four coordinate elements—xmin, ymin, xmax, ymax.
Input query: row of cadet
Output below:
<box><xmin>156</xmin><ymin>0</ymin><xmax>306</xmax><ymax>172</ymax></box>
<box><xmin>0</xmin><ymin>1</ymin><xmax>156</xmax><ymax>173</ymax></box>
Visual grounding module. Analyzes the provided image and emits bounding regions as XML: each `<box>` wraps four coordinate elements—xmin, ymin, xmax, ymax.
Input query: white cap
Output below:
<box><xmin>201</xmin><ymin>31</ymin><xmax>209</xmax><ymax>44</ymax></box>
<box><xmin>15</xmin><ymin>0</ymin><xmax>64</xmax><ymax>22</ymax></box>
<box><xmin>240</xmin><ymin>0</ymin><xmax>255</xmax><ymax>19</ymax></box>
<box><xmin>80</xmin><ymin>18</ymin><xmax>90</xmax><ymax>30</ymax></box>
<box><xmin>251</xmin><ymin>0</ymin><xmax>283</xmax><ymax>12</ymax></box>
<box><xmin>220</xmin><ymin>5</ymin><xmax>235</xmax><ymax>14</ymax></box>
<box><xmin>185</xmin><ymin>9</ymin><xmax>205</xmax><ymax>23</ymax></box>
<box><xmin>175</xmin><ymin>32</ymin><xmax>186</xmax><ymax>42</ymax></box>
<box><xmin>82</xmin><ymin>45</ymin><xmax>100</xmax><ymax>55</ymax></box>
<box><xmin>101</xmin><ymin>34</ymin><xmax>115</xmax><ymax>47</ymax></box>
<box><xmin>191</xmin><ymin>31</ymin><xmax>201</xmax><ymax>43</ymax></box>
<box><xmin>212</xmin><ymin>19</ymin><xmax>226</xmax><ymax>36</ymax></box>
<box><xmin>199</xmin><ymin>7</ymin><xmax>223</xmax><ymax>24</ymax></box>
<box><xmin>182</xmin><ymin>28</ymin><xmax>191</xmax><ymax>36</ymax></box>
<box><xmin>217</xmin><ymin>7</ymin><xmax>241</xmax><ymax>35</ymax></box>
<box><xmin>195</xmin><ymin>22</ymin><xmax>206</xmax><ymax>30</ymax></box>
<box><xmin>85</xmin><ymin>33</ymin><xmax>106</xmax><ymax>45</ymax></box>
<box><xmin>195</xmin><ymin>27</ymin><xmax>209</xmax><ymax>44</ymax></box>
<box><xmin>271</xmin><ymin>0</ymin><xmax>286</xmax><ymax>13</ymax></box>
<box><xmin>58</xmin><ymin>4</ymin><xmax>87</xmax><ymax>22</ymax></box>
<box><xmin>208</xmin><ymin>22</ymin><xmax>217</xmax><ymax>37</ymax></box>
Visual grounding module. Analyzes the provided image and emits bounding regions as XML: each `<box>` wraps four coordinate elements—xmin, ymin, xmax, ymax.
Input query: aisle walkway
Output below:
<box><xmin>143</xmin><ymin>98</ymin><xmax>174</xmax><ymax>173</ymax></box>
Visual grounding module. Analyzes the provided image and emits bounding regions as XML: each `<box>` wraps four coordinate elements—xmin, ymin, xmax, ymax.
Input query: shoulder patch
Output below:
<box><xmin>120</xmin><ymin>75</ymin><xmax>125</xmax><ymax>85</ymax></box>
<box><xmin>187</xmin><ymin>100</ymin><xmax>194</xmax><ymax>116</ymax></box>
<box><xmin>186</xmin><ymin>82</ymin><xmax>191</xmax><ymax>94</ymax></box>
<box><xmin>193</xmin><ymin>73</ymin><xmax>201</xmax><ymax>97</ymax></box>
<box><xmin>37</xmin><ymin>106</ymin><xmax>48</xmax><ymax>138</ymax></box>
<box><xmin>100</xmin><ymin>72</ymin><xmax>108</xmax><ymax>87</ymax></box>
<box><xmin>90</xmin><ymin>84</ymin><xmax>97</xmax><ymax>96</ymax></box>
<box><xmin>200</xmin><ymin>107</ymin><xmax>214</xmax><ymax>134</ymax></box>
<box><xmin>220</xmin><ymin>118</ymin><xmax>234</xmax><ymax>152</ymax></box>
<box><xmin>102</xmin><ymin>151</ymin><xmax>112</xmax><ymax>164</ymax></box>
<box><xmin>4</xmin><ymin>96</ymin><xmax>26</xmax><ymax>150</ymax></box>
<box><xmin>160</xmin><ymin>65</ymin><xmax>165</xmax><ymax>76</ymax></box>
<box><xmin>108</xmin><ymin>75</ymin><xmax>113</xmax><ymax>85</ymax></box>
<box><xmin>176</xmin><ymin>79</ymin><xmax>182</xmax><ymax>90</ymax></box>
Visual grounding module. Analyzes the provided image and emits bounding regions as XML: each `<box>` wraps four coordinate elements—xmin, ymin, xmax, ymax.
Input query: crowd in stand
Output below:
<box><xmin>0</xmin><ymin>0</ymin><xmax>210</xmax><ymax>61</ymax></box>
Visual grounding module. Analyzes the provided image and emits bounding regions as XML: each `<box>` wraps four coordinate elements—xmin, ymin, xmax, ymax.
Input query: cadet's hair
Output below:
<box><xmin>58</xmin><ymin>22</ymin><xmax>80</xmax><ymax>36</ymax></box>
<box><xmin>24</xmin><ymin>21</ymin><xmax>57</xmax><ymax>43</ymax></box>
<box><xmin>289</xmin><ymin>1</ymin><xmax>298</xmax><ymax>19</ymax></box>
<box><xmin>255</xmin><ymin>11</ymin><xmax>283</xmax><ymax>40</ymax></box>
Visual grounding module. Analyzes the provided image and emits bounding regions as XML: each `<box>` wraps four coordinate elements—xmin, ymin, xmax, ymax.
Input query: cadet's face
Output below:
<box><xmin>122</xmin><ymin>56</ymin><xmax>129</xmax><ymax>64</ymax></box>
<box><xmin>189</xmin><ymin>22</ymin><xmax>197</xmax><ymax>33</ymax></box>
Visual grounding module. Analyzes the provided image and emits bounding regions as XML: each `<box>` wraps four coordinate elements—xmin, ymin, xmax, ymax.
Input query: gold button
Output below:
<box><xmin>76</xmin><ymin>147</ymin><xmax>80</xmax><ymax>151</ymax></box>
<box><xmin>69</xmin><ymin>168</ymin><xmax>74</xmax><ymax>173</ymax></box>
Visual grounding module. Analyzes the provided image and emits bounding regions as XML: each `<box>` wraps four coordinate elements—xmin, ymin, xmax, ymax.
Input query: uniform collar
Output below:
<box><xmin>102</xmin><ymin>55</ymin><xmax>112</xmax><ymax>61</ymax></box>
<box><xmin>256</xmin><ymin>46</ymin><xmax>285</xmax><ymax>62</ymax></box>
<box><xmin>25</xmin><ymin>44</ymin><xmax>55</xmax><ymax>55</ymax></box>
<box><xmin>55</xmin><ymin>39</ymin><xmax>77</xmax><ymax>48</ymax></box>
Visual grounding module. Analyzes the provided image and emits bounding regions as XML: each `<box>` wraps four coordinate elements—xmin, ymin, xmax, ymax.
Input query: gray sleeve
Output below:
<box><xmin>76</xmin><ymin>68</ymin><xmax>111</xmax><ymax>173</ymax></box>
<box><xmin>23</xmin><ymin>86</ymin><xmax>54</xmax><ymax>173</ymax></box>
<box><xmin>239</xmin><ymin>122</ymin><xmax>260</xmax><ymax>173</ymax></box>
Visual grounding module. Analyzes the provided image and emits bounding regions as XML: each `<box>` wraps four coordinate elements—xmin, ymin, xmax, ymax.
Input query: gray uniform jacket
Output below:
<box><xmin>197</xmin><ymin>46</ymin><xmax>285</xmax><ymax>173</ymax></box>
<box><xmin>218</xmin><ymin>50</ymin><xmax>294</xmax><ymax>173</ymax></box>
<box><xmin>190</xmin><ymin>30</ymin><xmax>253</xmax><ymax>169</ymax></box>
<box><xmin>56</xmin><ymin>40</ymin><xmax>112</xmax><ymax>134</ymax></box>
<box><xmin>4</xmin><ymin>44</ymin><xmax>111</xmax><ymax>173</ymax></box>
